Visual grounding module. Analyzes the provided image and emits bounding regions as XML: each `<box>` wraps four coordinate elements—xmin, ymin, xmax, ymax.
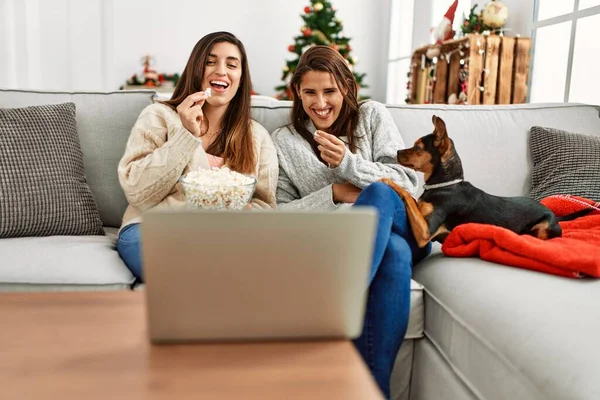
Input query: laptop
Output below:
<box><xmin>141</xmin><ymin>208</ymin><xmax>377</xmax><ymax>343</ymax></box>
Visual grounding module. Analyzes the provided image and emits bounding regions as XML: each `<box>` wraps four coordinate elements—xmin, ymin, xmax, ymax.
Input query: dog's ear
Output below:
<box><xmin>433</xmin><ymin>116</ymin><xmax>450</xmax><ymax>155</ymax></box>
<box><xmin>433</xmin><ymin>116</ymin><xmax>447</xmax><ymax>141</ymax></box>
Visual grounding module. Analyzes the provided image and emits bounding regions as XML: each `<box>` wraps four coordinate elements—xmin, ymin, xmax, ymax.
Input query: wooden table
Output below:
<box><xmin>0</xmin><ymin>291</ymin><xmax>383</xmax><ymax>400</ymax></box>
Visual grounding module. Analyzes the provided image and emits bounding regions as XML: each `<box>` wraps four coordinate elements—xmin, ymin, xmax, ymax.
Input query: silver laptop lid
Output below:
<box><xmin>142</xmin><ymin>208</ymin><xmax>377</xmax><ymax>343</ymax></box>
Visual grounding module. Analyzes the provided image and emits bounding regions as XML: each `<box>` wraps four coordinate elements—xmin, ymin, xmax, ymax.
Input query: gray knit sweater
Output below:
<box><xmin>271</xmin><ymin>101</ymin><xmax>418</xmax><ymax>210</ymax></box>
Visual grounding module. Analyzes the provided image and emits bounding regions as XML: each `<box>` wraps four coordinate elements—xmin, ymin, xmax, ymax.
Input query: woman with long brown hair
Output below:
<box><xmin>271</xmin><ymin>45</ymin><xmax>430</xmax><ymax>398</ymax></box>
<box><xmin>117</xmin><ymin>31</ymin><xmax>278</xmax><ymax>282</ymax></box>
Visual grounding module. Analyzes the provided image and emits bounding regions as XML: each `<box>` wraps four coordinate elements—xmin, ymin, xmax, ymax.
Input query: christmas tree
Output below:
<box><xmin>274</xmin><ymin>0</ymin><xmax>368</xmax><ymax>100</ymax></box>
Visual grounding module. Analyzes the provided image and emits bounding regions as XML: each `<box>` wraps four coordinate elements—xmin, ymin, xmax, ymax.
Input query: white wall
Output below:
<box><xmin>0</xmin><ymin>0</ymin><xmax>389</xmax><ymax>101</ymax></box>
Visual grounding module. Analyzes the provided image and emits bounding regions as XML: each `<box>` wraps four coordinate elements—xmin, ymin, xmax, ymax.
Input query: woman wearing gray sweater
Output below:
<box><xmin>271</xmin><ymin>46</ymin><xmax>430</xmax><ymax>399</ymax></box>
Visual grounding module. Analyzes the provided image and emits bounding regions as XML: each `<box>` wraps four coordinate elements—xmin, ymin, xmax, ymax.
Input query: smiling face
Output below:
<box><xmin>201</xmin><ymin>41</ymin><xmax>243</xmax><ymax>108</ymax></box>
<box><xmin>296</xmin><ymin>71</ymin><xmax>344</xmax><ymax>131</ymax></box>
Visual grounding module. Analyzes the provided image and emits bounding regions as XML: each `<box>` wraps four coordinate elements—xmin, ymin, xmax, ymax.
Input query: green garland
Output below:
<box><xmin>460</xmin><ymin>5</ymin><xmax>493</xmax><ymax>35</ymax></box>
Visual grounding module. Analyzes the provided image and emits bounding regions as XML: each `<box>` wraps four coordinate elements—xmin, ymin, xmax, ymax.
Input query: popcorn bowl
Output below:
<box><xmin>179</xmin><ymin>168</ymin><xmax>256</xmax><ymax>210</ymax></box>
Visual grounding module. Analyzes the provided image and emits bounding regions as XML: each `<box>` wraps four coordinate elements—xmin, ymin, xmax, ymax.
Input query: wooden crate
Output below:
<box><xmin>408</xmin><ymin>34</ymin><xmax>531</xmax><ymax>105</ymax></box>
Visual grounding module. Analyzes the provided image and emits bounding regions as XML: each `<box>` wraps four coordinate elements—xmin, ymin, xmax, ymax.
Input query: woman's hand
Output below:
<box><xmin>176</xmin><ymin>91</ymin><xmax>210</xmax><ymax>137</ymax></box>
<box><xmin>332</xmin><ymin>182</ymin><xmax>362</xmax><ymax>204</ymax></box>
<box><xmin>314</xmin><ymin>130</ymin><xmax>346</xmax><ymax>168</ymax></box>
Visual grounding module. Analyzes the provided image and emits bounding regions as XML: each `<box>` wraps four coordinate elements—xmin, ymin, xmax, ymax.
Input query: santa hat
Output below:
<box><xmin>444</xmin><ymin>0</ymin><xmax>459</xmax><ymax>22</ymax></box>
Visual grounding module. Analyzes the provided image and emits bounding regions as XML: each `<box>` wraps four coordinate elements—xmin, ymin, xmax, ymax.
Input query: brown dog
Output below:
<box><xmin>379</xmin><ymin>115</ymin><xmax>583</xmax><ymax>248</ymax></box>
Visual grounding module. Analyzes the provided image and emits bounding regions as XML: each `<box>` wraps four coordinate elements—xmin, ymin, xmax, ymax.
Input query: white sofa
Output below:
<box><xmin>1</xmin><ymin>88</ymin><xmax>600</xmax><ymax>400</ymax></box>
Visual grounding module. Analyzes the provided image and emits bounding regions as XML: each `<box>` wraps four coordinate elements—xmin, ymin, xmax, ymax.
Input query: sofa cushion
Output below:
<box><xmin>0</xmin><ymin>89</ymin><xmax>156</xmax><ymax>228</ymax></box>
<box><xmin>409</xmin><ymin>338</ymin><xmax>478</xmax><ymax>400</ymax></box>
<box><xmin>413</xmin><ymin>251</ymin><xmax>600</xmax><ymax>400</ymax></box>
<box><xmin>391</xmin><ymin>339</ymin><xmax>416</xmax><ymax>400</ymax></box>
<box><xmin>0</xmin><ymin>235</ymin><xmax>135</xmax><ymax>291</ymax></box>
<box><xmin>251</xmin><ymin>96</ymin><xmax>293</xmax><ymax>134</ymax></box>
<box><xmin>0</xmin><ymin>102</ymin><xmax>103</xmax><ymax>238</ymax></box>
<box><xmin>530</xmin><ymin>126</ymin><xmax>600</xmax><ymax>202</ymax></box>
<box><xmin>406</xmin><ymin>279</ymin><xmax>424</xmax><ymax>339</ymax></box>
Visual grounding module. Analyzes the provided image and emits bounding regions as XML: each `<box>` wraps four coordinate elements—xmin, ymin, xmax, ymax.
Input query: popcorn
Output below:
<box><xmin>180</xmin><ymin>167</ymin><xmax>256</xmax><ymax>210</ymax></box>
<box><xmin>204</xmin><ymin>88</ymin><xmax>212</xmax><ymax>97</ymax></box>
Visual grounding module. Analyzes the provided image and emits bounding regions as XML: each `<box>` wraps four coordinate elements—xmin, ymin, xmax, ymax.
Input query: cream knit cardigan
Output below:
<box><xmin>117</xmin><ymin>103</ymin><xmax>278</xmax><ymax>228</ymax></box>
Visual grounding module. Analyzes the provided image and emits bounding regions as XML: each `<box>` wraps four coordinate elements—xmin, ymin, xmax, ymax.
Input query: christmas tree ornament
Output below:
<box><xmin>288</xmin><ymin>45</ymin><xmax>296</xmax><ymax>52</ymax></box>
<box><xmin>304</xmin><ymin>6</ymin><xmax>311</xmax><ymax>13</ymax></box>
<box><xmin>482</xmin><ymin>0</ymin><xmax>508</xmax><ymax>29</ymax></box>
<box><xmin>303</xmin><ymin>28</ymin><xmax>313</xmax><ymax>37</ymax></box>
<box><xmin>432</xmin><ymin>0</ymin><xmax>458</xmax><ymax>44</ymax></box>
<box><xmin>313</xmin><ymin>2</ymin><xmax>324</xmax><ymax>11</ymax></box>
<box><xmin>313</xmin><ymin>30</ymin><xmax>329</xmax><ymax>43</ymax></box>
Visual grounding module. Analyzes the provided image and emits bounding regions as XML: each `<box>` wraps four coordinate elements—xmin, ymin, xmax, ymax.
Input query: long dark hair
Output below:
<box><xmin>290</xmin><ymin>45</ymin><xmax>360</xmax><ymax>163</ymax></box>
<box><xmin>162</xmin><ymin>31</ymin><xmax>255</xmax><ymax>174</ymax></box>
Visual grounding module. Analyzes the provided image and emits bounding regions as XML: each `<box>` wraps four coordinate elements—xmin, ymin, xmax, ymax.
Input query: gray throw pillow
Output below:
<box><xmin>529</xmin><ymin>126</ymin><xmax>600</xmax><ymax>202</ymax></box>
<box><xmin>0</xmin><ymin>102</ymin><xmax>104</xmax><ymax>238</ymax></box>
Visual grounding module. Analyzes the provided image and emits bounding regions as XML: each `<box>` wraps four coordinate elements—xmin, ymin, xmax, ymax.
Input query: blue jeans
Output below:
<box><xmin>117</xmin><ymin>223</ymin><xmax>143</xmax><ymax>282</ymax></box>
<box><xmin>353</xmin><ymin>182</ymin><xmax>431</xmax><ymax>399</ymax></box>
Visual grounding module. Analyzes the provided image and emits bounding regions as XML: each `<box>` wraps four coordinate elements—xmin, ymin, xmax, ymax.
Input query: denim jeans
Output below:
<box><xmin>353</xmin><ymin>182</ymin><xmax>431</xmax><ymax>399</ymax></box>
<box><xmin>116</xmin><ymin>223</ymin><xmax>143</xmax><ymax>282</ymax></box>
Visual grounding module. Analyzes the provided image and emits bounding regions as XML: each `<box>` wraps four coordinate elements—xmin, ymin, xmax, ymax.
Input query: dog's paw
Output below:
<box><xmin>379</xmin><ymin>178</ymin><xmax>394</xmax><ymax>186</ymax></box>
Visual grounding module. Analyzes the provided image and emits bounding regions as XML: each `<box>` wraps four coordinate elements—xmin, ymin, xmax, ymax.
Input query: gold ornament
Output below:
<box><xmin>312</xmin><ymin>30</ymin><xmax>329</xmax><ymax>44</ymax></box>
<box><xmin>313</xmin><ymin>2</ymin><xmax>323</xmax><ymax>11</ymax></box>
<box><xmin>482</xmin><ymin>1</ymin><xmax>508</xmax><ymax>29</ymax></box>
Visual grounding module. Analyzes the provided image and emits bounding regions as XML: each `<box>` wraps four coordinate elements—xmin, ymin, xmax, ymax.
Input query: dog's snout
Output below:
<box><xmin>396</xmin><ymin>149</ymin><xmax>404</xmax><ymax>161</ymax></box>
<box><xmin>397</xmin><ymin>149</ymin><xmax>409</xmax><ymax>160</ymax></box>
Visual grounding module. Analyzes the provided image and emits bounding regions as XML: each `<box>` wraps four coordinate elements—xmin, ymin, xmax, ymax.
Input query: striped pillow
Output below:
<box><xmin>530</xmin><ymin>126</ymin><xmax>600</xmax><ymax>202</ymax></box>
<box><xmin>0</xmin><ymin>102</ymin><xmax>104</xmax><ymax>238</ymax></box>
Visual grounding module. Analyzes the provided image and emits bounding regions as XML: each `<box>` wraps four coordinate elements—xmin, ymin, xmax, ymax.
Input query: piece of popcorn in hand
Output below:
<box><xmin>204</xmin><ymin>88</ymin><xmax>212</xmax><ymax>97</ymax></box>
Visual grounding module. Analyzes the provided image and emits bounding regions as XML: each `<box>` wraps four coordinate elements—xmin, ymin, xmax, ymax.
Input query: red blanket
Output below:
<box><xmin>441</xmin><ymin>195</ymin><xmax>600</xmax><ymax>278</ymax></box>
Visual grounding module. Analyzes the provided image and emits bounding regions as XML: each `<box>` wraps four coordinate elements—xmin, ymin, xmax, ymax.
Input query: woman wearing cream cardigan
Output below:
<box><xmin>116</xmin><ymin>31</ymin><xmax>278</xmax><ymax>282</ymax></box>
